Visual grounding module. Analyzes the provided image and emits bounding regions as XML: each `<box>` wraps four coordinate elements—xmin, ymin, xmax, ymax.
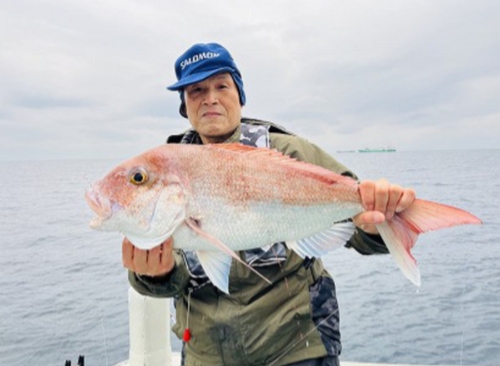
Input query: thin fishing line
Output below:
<box><xmin>84</xmin><ymin>173</ymin><xmax>93</xmax><ymax>188</ymax></box>
<box><xmin>100</xmin><ymin>315</ymin><xmax>109</xmax><ymax>366</ymax></box>
<box><xmin>459</xmin><ymin>276</ymin><xmax>467</xmax><ymax>365</ymax></box>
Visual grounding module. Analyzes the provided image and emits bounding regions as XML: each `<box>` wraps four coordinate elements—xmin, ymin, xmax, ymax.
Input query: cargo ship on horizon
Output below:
<box><xmin>358</xmin><ymin>147</ymin><xmax>396</xmax><ymax>153</ymax></box>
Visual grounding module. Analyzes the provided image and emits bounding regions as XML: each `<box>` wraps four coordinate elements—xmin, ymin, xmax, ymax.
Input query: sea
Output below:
<box><xmin>0</xmin><ymin>149</ymin><xmax>499</xmax><ymax>366</ymax></box>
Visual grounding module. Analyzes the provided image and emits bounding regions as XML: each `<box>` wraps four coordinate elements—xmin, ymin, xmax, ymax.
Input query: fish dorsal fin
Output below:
<box><xmin>208</xmin><ymin>143</ymin><xmax>262</xmax><ymax>153</ymax></box>
<box><xmin>208</xmin><ymin>143</ymin><xmax>357</xmax><ymax>187</ymax></box>
<box><xmin>287</xmin><ymin>221</ymin><xmax>355</xmax><ymax>258</ymax></box>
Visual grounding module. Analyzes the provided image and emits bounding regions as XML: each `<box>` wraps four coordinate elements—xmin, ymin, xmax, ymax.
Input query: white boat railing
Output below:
<box><xmin>115</xmin><ymin>287</ymin><xmax>174</xmax><ymax>366</ymax></box>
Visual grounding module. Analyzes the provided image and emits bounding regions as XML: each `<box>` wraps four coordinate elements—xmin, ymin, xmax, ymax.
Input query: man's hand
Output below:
<box><xmin>353</xmin><ymin>179</ymin><xmax>416</xmax><ymax>234</ymax></box>
<box><xmin>122</xmin><ymin>237</ymin><xmax>175</xmax><ymax>277</ymax></box>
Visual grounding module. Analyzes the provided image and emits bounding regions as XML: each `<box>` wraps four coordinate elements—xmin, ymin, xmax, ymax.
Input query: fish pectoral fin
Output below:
<box><xmin>196</xmin><ymin>250</ymin><xmax>232</xmax><ymax>294</ymax></box>
<box><xmin>287</xmin><ymin>221</ymin><xmax>355</xmax><ymax>258</ymax></box>
<box><xmin>186</xmin><ymin>218</ymin><xmax>272</xmax><ymax>292</ymax></box>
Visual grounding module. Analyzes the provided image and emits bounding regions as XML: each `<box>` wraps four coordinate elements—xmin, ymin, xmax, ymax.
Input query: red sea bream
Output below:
<box><xmin>85</xmin><ymin>144</ymin><xmax>481</xmax><ymax>293</ymax></box>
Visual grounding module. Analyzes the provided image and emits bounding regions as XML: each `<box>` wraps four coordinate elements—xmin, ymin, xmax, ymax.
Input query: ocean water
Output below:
<box><xmin>0</xmin><ymin>149</ymin><xmax>498</xmax><ymax>366</ymax></box>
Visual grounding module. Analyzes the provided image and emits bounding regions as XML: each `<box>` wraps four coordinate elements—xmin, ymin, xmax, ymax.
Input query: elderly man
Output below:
<box><xmin>123</xmin><ymin>43</ymin><xmax>415</xmax><ymax>366</ymax></box>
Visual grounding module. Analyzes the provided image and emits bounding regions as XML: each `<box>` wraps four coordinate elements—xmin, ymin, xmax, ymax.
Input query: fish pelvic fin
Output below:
<box><xmin>186</xmin><ymin>218</ymin><xmax>272</xmax><ymax>294</ymax></box>
<box><xmin>287</xmin><ymin>221</ymin><xmax>356</xmax><ymax>259</ymax></box>
<box><xmin>195</xmin><ymin>250</ymin><xmax>232</xmax><ymax>294</ymax></box>
<box><xmin>376</xmin><ymin>198</ymin><xmax>482</xmax><ymax>286</ymax></box>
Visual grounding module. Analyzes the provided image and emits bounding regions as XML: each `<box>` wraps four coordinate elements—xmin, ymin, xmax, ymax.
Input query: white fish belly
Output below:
<box><xmin>172</xmin><ymin>196</ymin><xmax>363</xmax><ymax>252</ymax></box>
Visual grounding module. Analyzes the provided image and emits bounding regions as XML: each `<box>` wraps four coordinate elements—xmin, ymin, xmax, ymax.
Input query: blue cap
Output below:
<box><xmin>167</xmin><ymin>43</ymin><xmax>246</xmax><ymax>106</ymax></box>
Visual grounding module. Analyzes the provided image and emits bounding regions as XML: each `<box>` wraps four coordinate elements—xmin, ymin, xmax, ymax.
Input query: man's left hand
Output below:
<box><xmin>353</xmin><ymin>179</ymin><xmax>416</xmax><ymax>234</ymax></box>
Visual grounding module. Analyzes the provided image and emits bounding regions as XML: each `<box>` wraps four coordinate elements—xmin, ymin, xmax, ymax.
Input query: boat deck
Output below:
<box><xmin>117</xmin><ymin>353</ymin><xmax>454</xmax><ymax>366</ymax></box>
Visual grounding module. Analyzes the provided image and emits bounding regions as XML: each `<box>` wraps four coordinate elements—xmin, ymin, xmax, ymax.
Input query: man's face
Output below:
<box><xmin>184</xmin><ymin>73</ymin><xmax>242</xmax><ymax>144</ymax></box>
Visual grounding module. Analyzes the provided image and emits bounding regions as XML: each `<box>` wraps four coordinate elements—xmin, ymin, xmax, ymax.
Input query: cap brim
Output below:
<box><xmin>166</xmin><ymin>67</ymin><xmax>235</xmax><ymax>91</ymax></box>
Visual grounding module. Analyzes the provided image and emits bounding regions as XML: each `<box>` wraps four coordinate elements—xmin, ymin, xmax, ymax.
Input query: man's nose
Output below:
<box><xmin>203</xmin><ymin>88</ymin><xmax>219</xmax><ymax>104</ymax></box>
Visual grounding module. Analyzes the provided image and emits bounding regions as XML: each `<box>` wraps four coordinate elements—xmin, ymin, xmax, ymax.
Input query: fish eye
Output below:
<box><xmin>129</xmin><ymin>168</ymin><xmax>149</xmax><ymax>185</ymax></box>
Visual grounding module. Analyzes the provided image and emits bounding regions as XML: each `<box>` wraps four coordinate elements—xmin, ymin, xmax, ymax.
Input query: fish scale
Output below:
<box><xmin>181</xmin><ymin>144</ymin><xmax>360</xmax><ymax>205</ymax></box>
<box><xmin>86</xmin><ymin>143</ymin><xmax>481</xmax><ymax>293</ymax></box>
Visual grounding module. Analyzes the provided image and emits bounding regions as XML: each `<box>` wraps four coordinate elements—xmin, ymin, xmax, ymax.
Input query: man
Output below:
<box><xmin>123</xmin><ymin>43</ymin><xmax>415</xmax><ymax>366</ymax></box>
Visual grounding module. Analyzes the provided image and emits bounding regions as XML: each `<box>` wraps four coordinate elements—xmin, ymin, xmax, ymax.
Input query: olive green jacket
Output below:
<box><xmin>129</xmin><ymin>118</ymin><xmax>388</xmax><ymax>365</ymax></box>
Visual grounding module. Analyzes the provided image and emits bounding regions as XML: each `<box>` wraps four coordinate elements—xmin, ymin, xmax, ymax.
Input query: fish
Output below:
<box><xmin>85</xmin><ymin>143</ymin><xmax>481</xmax><ymax>293</ymax></box>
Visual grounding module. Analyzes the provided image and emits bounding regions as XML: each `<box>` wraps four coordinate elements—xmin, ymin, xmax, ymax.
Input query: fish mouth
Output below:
<box><xmin>85</xmin><ymin>189</ymin><xmax>122</xmax><ymax>229</ymax></box>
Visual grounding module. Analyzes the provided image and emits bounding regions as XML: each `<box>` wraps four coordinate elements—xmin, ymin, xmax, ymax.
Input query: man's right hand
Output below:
<box><xmin>122</xmin><ymin>237</ymin><xmax>175</xmax><ymax>277</ymax></box>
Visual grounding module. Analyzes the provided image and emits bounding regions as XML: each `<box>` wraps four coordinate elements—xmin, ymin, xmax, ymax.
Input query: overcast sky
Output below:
<box><xmin>1</xmin><ymin>0</ymin><xmax>499</xmax><ymax>161</ymax></box>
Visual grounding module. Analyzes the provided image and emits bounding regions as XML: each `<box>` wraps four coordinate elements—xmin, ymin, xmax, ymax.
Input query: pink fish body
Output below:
<box><xmin>86</xmin><ymin>144</ymin><xmax>481</xmax><ymax>293</ymax></box>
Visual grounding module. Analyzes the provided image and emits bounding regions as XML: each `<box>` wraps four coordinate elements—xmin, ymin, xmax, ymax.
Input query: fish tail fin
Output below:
<box><xmin>375</xmin><ymin>199</ymin><xmax>482</xmax><ymax>286</ymax></box>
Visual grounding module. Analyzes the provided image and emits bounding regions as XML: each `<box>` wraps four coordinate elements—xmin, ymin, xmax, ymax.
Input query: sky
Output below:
<box><xmin>1</xmin><ymin>0</ymin><xmax>499</xmax><ymax>161</ymax></box>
